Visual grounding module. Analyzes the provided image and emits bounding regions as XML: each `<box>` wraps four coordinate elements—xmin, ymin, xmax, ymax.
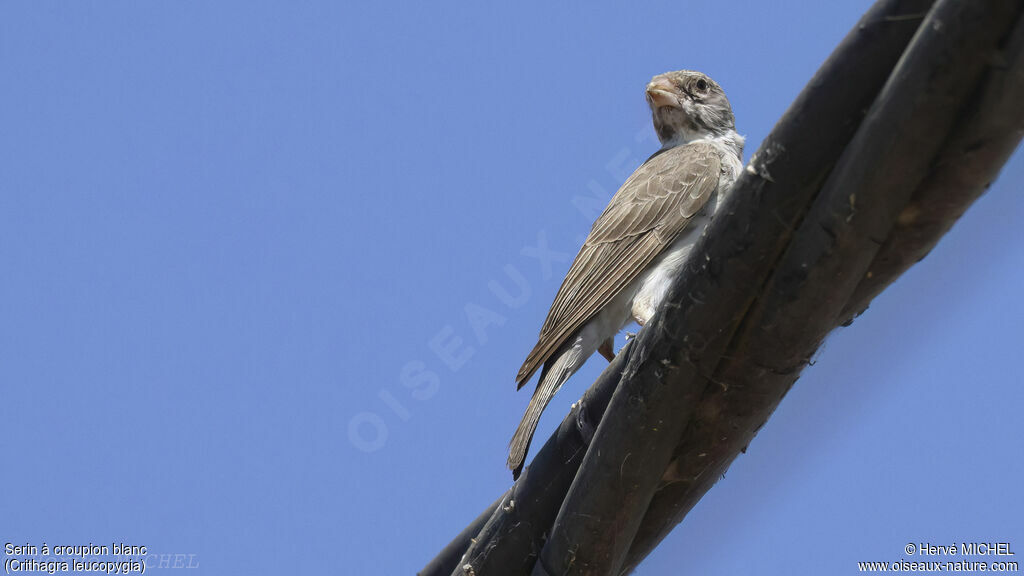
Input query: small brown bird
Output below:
<box><xmin>508</xmin><ymin>70</ymin><xmax>744</xmax><ymax>479</ymax></box>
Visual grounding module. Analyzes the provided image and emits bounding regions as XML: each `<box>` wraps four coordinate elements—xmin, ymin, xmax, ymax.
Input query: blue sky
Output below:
<box><xmin>2</xmin><ymin>1</ymin><xmax>1021</xmax><ymax>574</ymax></box>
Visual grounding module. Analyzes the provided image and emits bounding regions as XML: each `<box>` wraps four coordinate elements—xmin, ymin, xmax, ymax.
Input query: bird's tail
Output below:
<box><xmin>508</xmin><ymin>345</ymin><xmax>582</xmax><ymax>479</ymax></box>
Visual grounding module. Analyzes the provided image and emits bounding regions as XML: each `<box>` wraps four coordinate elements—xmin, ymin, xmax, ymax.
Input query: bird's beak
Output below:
<box><xmin>646</xmin><ymin>77</ymin><xmax>680</xmax><ymax>109</ymax></box>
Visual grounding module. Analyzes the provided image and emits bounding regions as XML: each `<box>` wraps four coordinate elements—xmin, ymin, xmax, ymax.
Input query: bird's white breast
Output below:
<box><xmin>631</xmin><ymin>136</ymin><xmax>742</xmax><ymax>325</ymax></box>
<box><xmin>578</xmin><ymin>135</ymin><xmax>743</xmax><ymax>350</ymax></box>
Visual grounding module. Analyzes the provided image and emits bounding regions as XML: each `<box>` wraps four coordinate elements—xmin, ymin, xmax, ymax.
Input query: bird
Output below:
<box><xmin>508</xmin><ymin>70</ymin><xmax>745</xmax><ymax>479</ymax></box>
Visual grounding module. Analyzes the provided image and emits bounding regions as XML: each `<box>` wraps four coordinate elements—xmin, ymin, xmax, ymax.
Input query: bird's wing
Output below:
<box><xmin>516</xmin><ymin>142</ymin><xmax>722</xmax><ymax>387</ymax></box>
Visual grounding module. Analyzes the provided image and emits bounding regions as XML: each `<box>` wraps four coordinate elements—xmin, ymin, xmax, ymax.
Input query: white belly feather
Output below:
<box><xmin>565</xmin><ymin>138</ymin><xmax>741</xmax><ymax>376</ymax></box>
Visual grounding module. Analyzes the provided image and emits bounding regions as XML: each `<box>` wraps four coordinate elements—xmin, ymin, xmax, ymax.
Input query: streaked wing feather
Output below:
<box><xmin>516</xmin><ymin>142</ymin><xmax>722</xmax><ymax>386</ymax></box>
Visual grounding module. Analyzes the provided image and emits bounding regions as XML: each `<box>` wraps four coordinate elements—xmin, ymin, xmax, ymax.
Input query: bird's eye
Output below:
<box><xmin>696</xmin><ymin>79</ymin><xmax>708</xmax><ymax>91</ymax></box>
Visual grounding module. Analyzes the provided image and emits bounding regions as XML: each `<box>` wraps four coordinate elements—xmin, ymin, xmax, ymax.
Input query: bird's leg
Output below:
<box><xmin>598</xmin><ymin>337</ymin><xmax>615</xmax><ymax>362</ymax></box>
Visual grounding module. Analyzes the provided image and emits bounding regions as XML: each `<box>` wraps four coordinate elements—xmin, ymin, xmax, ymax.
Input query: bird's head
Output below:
<box><xmin>646</xmin><ymin>70</ymin><xmax>735</xmax><ymax>147</ymax></box>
